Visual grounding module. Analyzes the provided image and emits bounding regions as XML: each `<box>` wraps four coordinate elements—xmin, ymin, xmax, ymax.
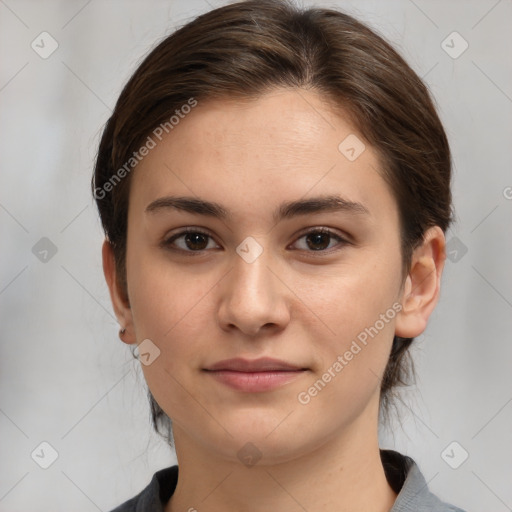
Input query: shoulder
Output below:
<box><xmin>108</xmin><ymin>465</ymin><xmax>179</xmax><ymax>512</ymax></box>
<box><xmin>381</xmin><ymin>450</ymin><xmax>467</xmax><ymax>512</ymax></box>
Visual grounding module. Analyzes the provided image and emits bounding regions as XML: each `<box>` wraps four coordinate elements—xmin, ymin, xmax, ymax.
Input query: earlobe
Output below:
<box><xmin>394</xmin><ymin>226</ymin><xmax>446</xmax><ymax>339</ymax></box>
<box><xmin>102</xmin><ymin>240</ymin><xmax>136</xmax><ymax>345</ymax></box>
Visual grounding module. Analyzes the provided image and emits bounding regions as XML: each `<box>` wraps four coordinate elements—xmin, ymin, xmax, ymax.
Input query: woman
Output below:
<box><xmin>93</xmin><ymin>1</ymin><xmax>466</xmax><ymax>510</ymax></box>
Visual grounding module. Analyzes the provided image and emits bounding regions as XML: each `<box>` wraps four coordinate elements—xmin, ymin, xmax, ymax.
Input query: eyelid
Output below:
<box><xmin>292</xmin><ymin>226</ymin><xmax>350</xmax><ymax>242</ymax></box>
<box><xmin>288</xmin><ymin>227</ymin><xmax>350</xmax><ymax>252</ymax></box>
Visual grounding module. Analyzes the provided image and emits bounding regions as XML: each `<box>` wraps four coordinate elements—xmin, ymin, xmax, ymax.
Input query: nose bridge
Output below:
<box><xmin>229</xmin><ymin>245</ymin><xmax>276</xmax><ymax>306</ymax></box>
<box><xmin>217</xmin><ymin>241</ymin><xmax>289</xmax><ymax>334</ymax></box>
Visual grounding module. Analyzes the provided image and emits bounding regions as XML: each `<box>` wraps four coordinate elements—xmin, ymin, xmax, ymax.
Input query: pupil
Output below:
<box><xmin>186</xmin><ymin>233</ymin><xmax>207</xmax><ymax>250</ymax></box>
<box><xmin>307</xmin><ymin>233</ymin><xmax>329</xmax><ymax>250</ymax></box>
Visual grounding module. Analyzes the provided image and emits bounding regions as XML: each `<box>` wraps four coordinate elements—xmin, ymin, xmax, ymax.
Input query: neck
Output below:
<box><xmin>165</xmin><ymin>406</ymin><xmax>396</xmax><ymax>512</ymax></box>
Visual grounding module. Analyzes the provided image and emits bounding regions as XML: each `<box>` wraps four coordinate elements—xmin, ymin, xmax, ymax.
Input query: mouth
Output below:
<box><xmin>203</xmin><ymin>357</ymin><xmax>309</xmax><ymax>392</ymax></box>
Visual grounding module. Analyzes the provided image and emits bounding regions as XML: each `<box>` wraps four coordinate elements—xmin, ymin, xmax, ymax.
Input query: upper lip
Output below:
<box><xmin>205</xmin><ymin>357</ymin><xmax>305</xmax><ymax>372</ymax></box>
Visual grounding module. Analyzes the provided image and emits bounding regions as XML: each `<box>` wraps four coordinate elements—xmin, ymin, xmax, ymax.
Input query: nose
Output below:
<box><xmin>217</xmin><ymin>248</ymin><xmax>291</xmax><ymax>337</ymax></box>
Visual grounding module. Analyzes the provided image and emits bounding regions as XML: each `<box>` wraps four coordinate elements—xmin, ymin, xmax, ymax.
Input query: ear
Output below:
<box><xmin>102</xmin><ymin>239</ymin><xmax>136</xmax><ymax>345</ymax></box>
<box><xmin>395</xmin><ymin>226</ymin><xmax>446</xmax><ymax>338</ymax></box>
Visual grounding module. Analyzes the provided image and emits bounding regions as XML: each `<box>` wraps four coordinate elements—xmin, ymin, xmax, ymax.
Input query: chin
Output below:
<box><xmin>205</xmin><ymin>416</ymin><xmax>315</xmax><ymax>465</ymax></box>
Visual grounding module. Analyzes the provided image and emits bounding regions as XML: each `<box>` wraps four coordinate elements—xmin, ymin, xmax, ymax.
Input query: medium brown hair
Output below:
<box><xmin>93</xmin><ymin>0</ymin><xmax>452</xmax><ymax>442</ymax></box>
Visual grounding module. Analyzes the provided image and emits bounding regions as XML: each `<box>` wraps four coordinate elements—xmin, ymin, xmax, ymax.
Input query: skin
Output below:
<box><xmin>103</xmin><ymin>88</ymin><xmax>446</xmax><ymax>512</ymax></box>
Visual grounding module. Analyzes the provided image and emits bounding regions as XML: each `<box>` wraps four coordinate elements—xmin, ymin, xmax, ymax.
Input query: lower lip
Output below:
<box><xmin>205</xmin><ymin>370</ymin><xmax>306</xmax><ymax>392</ymax></box>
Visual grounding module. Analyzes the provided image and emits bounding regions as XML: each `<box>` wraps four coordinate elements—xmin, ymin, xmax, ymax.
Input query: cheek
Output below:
<box><xmin>125</xmin><ymin>245</ymin><xmax>219</xmax><ymax>374</ymax></box>
<box><xmin>127</xmin><ymin>253</ymin><xmax>216</xmax><ymax>421</ymax></box>
<box><xmin>128</xmin><ymin>242</ymin><xmax>201</xmax><ymax>328</ymax></box>
<box><xmin>303</xmin><ymin>254</ymin><xmax>401</xmax><ymax>336</ymax></box>
<box><xmin>301</xmin><ymin>249</ymin><xmax>402</xmax><ymax>387</ymax></box>
<box><xmin>296</xmin><ymin>285</ymin><xmax>399</xmax><ymax>428</ymax></box>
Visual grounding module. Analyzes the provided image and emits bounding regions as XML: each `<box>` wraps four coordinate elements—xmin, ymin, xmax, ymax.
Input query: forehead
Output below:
<box><xmin>129</xmin><ymin>89</ymin><xmax>397</xmax><ymax>223</ymax></box>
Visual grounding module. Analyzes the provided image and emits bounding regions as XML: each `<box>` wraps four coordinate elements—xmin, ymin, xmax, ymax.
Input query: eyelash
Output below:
<box><xmin>161</xmin><ymin>227</ymin><xmax>349</xmax><ymax>255</ymax></box>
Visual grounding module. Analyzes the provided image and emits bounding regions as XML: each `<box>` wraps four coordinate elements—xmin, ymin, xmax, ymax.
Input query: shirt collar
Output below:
<box><xmin>134</xmin><ymin>450</ymin><xmax>457</xmax><ymax>512</ymax></box>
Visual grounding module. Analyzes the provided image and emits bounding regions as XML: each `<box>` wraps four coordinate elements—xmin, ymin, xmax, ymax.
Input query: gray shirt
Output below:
<box><xmin>110</xmin><ymin>450</ymin><xmax>466</xmax><ymax>511</ymax></box>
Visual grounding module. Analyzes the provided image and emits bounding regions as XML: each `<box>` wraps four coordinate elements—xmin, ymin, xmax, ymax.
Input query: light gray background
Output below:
<box><xmin>1</xmin><ymin>0</ymin><xmax>511</xmax><ymax>510</ymax></box>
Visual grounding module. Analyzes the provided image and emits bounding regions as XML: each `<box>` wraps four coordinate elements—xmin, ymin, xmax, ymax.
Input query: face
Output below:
<box><xmin>120</xmin><ymin>89</ymin><xmax>409</xmax><ymax>463</ymax></box>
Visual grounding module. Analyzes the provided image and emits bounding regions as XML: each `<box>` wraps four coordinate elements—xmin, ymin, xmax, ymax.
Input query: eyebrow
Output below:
<box><xmin>145</xmin><ymin>195</ymin><xmax>370</xmax><ymax>221</ymax></box>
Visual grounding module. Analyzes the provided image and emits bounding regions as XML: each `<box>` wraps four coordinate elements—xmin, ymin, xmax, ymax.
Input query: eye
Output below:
<box><xmin>162</xmin><ymin>229</ymin><xmax>220</xmax><ymax>252</ymax></box>
<box><xmin>162</xmin><ymin>227</ymin><xmax>348</xmax><ymax>254</ymax></box>
<box><xmin>292</xmin><ymin>228</ymin><xmax>347</xmax><ymax>252</ymax></box>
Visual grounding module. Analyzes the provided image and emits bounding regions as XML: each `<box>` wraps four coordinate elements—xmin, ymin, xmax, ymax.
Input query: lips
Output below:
<box><xmin>203</xmin><ymin>357</ymin><xmax>308</xmax><ymax>392</ymax></box>
<box><xmin>204</xmin><ymin>357</ymin><xmax>306</xmax><ymax>372</ymax></box>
